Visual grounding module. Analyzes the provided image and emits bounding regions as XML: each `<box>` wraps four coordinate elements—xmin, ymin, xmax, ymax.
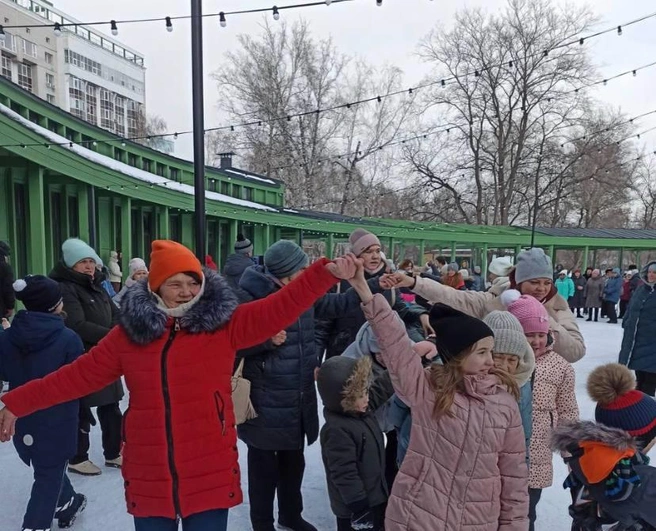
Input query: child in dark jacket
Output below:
<box><xmin>0</xmin><ymin>275</ymin><xmax>87</xmax><ymax>530</ymax></box>
<box><xmin>552</xmin><ymin>363</ymin><xmax>656</xmax><ymax>530</ymax></box>
<box><xmin>317</xmin><ymin>355</ymin><xmax>388</xmax><ymax>531</ymax></box>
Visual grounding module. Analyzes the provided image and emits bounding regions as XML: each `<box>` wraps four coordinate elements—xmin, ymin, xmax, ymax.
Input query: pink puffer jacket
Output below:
<box><xmin>363</xmin><ymin>294</ymin><xmax>529</xmax><ymax>531</ymax></box>
<box><xmin>529</xmin><ymin>348</ymin><xmax>579</xmax><ymax>489</ymax></box>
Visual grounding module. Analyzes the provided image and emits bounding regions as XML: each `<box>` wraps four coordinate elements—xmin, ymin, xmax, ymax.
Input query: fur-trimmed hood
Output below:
<box><xmin>317</xmin><ymin>355</ymin><xmax>372</xmax><ymax>415</ymax></box>
<box><xmin>120</xmin><ymin>268</ymin><xmax>238</xmax><ymax>345</ymax></box>
<box><xmin>551</xmin><ymin>420</ymin><xmax>637</xmax><ymax>454</ymax></box>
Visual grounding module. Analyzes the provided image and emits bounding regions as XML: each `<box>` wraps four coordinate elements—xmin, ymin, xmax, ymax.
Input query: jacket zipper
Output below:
<box><xmin>161</xmin><ymin>319</ymin><xmax>182</xmax><ymax>517</ymax></box>
<box><xmin>213</xmin><ymin>391</ymin><xmax>227</xmax><ymax>435</ymax></box>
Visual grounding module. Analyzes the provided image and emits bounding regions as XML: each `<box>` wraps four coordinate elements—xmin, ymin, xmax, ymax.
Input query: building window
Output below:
<box><xmin>128</xmin><ymin>153</ymin><xmax>137</xmax><ymax>167</ymax></box>
<box><xmin>17</xmin><ymin>63</ymin><xmax>33</xmax><ymax>92</ymax></box>
<box><xmin>221</xmin><ymin>181</ymin><xmax>230</xmax><ymax>195</ymax></box>
<box><xmin>100</xmin><ymin>89</ymin><xmax>114</xmax><ymax>130</ymax></box>
<box><xmin>46</xmin><ymin>94</ymin><xmax>55</xmax><ymax>104</ymax></box>
<box><xmin>50</xmin><ymin>191</ymin><xmax>64</xmax><ymax>257</ymax></box>
<box><xmin>13</xmin><ymin>182</ymin><xmax>28</xmax><ymax>277</ymax></box>
<box><xmin>1</xmin><ymin>54</ymin><xmax>12</xmax><ymax>80</ymax></box>
<box><xmin>232</xmin><ymin>184</ymin><xmax>241</xmax><ymax>198</ymax></box>
<box><xmin>243</xmin><ymin>187</ymin><xmax>253</xmax><ymax>201</ymax></box>
<box><xmin>85</xmin><ymin>83</ymin><xmax>97</xmax><ymax>123</ymax></box>
<box><xmin>142</xmin><ymin>159</ymin><xmax>151</xmax><ymax>172</ymax></box>
<box><xmin>44</xmin><ymin>51</ymin><xmax>53</xmax><ymax>64</ymax></box>
<box><xmin>156</xmin><ymin>163</ymin><xmax>165</xmax><ymax>177</ymax></box>
<box><xmin>114</xmin><ymin>96</ymin><xmax>125</xmax><ymax>133</ymax></box>
<box><xmin>69</xmin><ymin>76</ymin><xmax>85</xmax><ymax>118</ymax></box>
<box><xmin>170</xmin><ymin>168</ymin><xmax>179</xmax><ymax>181</ymax></box>
<box><xmin>114</xmin><ymin>148</ymin><xmax>125</xmax><ymax>162</ymax></box>
<box><xmin>22</xmin><ymin>38</ymin><xmax>37</xmax><ymax>58</ymax></box>
<box><xmin>1</xmin><ymin>32</ymin><xmax>17</xmax><ymax>53</ymax></box>
<box><xmin>45</xmin><ymin>72</ymin><xmax>55</xmax><ymax>89</ymax></box>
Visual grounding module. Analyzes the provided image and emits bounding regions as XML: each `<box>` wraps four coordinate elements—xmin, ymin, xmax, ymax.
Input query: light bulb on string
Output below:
<box><xmin>272</xmin><ymin>6</ymin><xmax>280</xmax><ymax>20</ymax></box>
<box><xmin>110</xmin><ymin>20</ymin><xmax>118</xmax><ymax>36</ymax></box>
<box><xmin>617</xmin><ymin>25</ymin><xmax>623</xmax><ymax>36</ymax></box>
<box><xmin>376</xmin><ymin>0</ymin><xmax>382</xmax><ymax>5</ymax></box>
<box><xmin>219</xmin><ymin>12</ymin><xmax>227</xmax><ymax>27</ymax></box>
<box><xmin>325</xmin><ymin>0</ymin><xmax>332</xmax><ymax>4</ymax></box>
<box><xmin>166</xmin><ymin>17</ymin><xmax>173</xmax><ymax>32</ymax></box>
<box><xmin>54</xmin><ymin>23</ymin><xmax>62</xmax><ymax>36</ymax></box>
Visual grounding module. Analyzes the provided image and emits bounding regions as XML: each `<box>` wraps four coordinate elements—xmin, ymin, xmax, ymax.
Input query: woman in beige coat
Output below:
<box><xmin>348</xmin><ymin>266</ymin><xmax>529</xmax><ymax>531</ymax></box>
<box><xmin>393</xmin><ymin>248</ymin><xmax>585</xmax><ymax>363</ymax></box>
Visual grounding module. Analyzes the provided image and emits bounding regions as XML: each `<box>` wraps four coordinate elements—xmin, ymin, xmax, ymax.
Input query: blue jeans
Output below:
<box><xmin>134</xmin><ymin>509</ymin><xmax>229</xmax><ymax>531</ymax></box>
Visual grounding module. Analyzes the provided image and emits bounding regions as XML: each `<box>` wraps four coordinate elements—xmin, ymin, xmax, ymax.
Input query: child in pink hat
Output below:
<box><xmin>501</xmin><ymin>289</ymin><xmax>580</xmax><ymax>531</ymax></box>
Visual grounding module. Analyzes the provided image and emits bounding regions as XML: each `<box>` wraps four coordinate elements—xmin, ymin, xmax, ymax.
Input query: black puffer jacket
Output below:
<box><xmin>49</xmin><ymin>261</ymin><xmax>124</xmax><ymax>408</ymax></box>
<box><xmin>315</xmin><ymin>265</ymin><xmax>428</xmax><ymax>360</ymax></box>
<box><xmin>317</xmin><ymin>356</ymin><xmax>388</xmax><ymax>519</ymax></box>
<box><xmin>236</xmin><ymin>265</ymin><xmax>364</xmax><ymax>450</ymax></box>
<box><xmin>222</xmin><ymin>253</ymin><xmax>254</xmax><ymax>291</ymax></box>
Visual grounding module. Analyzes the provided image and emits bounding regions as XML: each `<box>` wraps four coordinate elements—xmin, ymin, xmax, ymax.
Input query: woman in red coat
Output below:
<box><xmin>0</xmin><ymin>240</ymin><xmax>357</xmax><ymax>531</ymax></box>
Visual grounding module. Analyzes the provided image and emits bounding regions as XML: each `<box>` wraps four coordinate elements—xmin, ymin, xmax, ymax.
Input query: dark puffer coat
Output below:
<box><xmin>1</xmin><ymin>261</ymin><xmax>339</xmax><ymax>519</ymax></box>
<box><xmin>222</xmin><ymin>253</ymin><xmax>254</xmax><ymax>291</ymax></box>
<box><xmin>619</xmin><ymin>262</ymin><xmax>656</xmax><ymax>373</ymax></box>
<box><xmin>315</xmin><ymin>265</ymin><xmax>428</xmax><ymax>361</ymax></box>
<box><xmin>49</xmin><ymin>261</ymin><xmax>123</xmax><ymax>408</ymax></box>
<box><xmin>571</xmin><ymin>275</ymin><xmax>587</xmax><ymax>308</ymax></box>
<box><xmin>317</xmin><ymin>356</ymin><xmax>388</xmax><ymax>520</ymax></box>
<box><xmin>237</xmin><ymin>265</ymin><xmax>365</xmax><ymax>451</ymax></box>
<box><xmin>0</xmin><ymin>310</ymin><xmax>84</xmax><ymax>466</ymax></box>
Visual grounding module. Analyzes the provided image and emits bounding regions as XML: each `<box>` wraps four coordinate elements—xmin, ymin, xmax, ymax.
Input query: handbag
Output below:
<box><xmin>232</xmin><ymin>358</ymin><xmax>257</xmax><ymax>425</ymax></box>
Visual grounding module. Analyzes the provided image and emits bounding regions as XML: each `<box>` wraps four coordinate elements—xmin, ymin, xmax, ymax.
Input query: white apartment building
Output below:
<box><xmin>0</xmin><ymin>0</ymin><xmax>146</xmax><ymax>138</ymax></box>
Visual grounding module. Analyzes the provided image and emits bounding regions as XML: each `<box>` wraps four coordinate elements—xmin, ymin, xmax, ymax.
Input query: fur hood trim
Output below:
<box><xmin>550</xmin><ymin>420</ymin><xmax>637</xmax><ymax>453</ymax></box>
<box><xmin>341</xmin><ymin>356</ymin><xmax>372</xmax><ymax>414</ymax></box>
<box><xmin>120</xmin><ymin>268</ymin><xmax>238</xmax><ymax>345</ymax></box>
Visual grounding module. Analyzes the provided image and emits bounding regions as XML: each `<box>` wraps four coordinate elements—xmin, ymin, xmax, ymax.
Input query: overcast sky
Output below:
<box><xmin>51</xmin><ymin>0</ymin><xmax>656</xmax><ymax>160</ymax></box>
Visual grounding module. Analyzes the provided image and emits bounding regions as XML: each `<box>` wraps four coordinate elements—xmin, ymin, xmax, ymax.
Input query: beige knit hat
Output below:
<box><xmin>483</xmin><ymin>310</ymin><xmax>535</xmax><ymax>387</ymax></box>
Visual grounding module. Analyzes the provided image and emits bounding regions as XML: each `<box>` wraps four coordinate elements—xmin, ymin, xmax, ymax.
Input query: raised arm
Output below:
<box><xmin>498</xmin><ymin>404</ymin><xmax>530</xmax><ymax>530</ymax></box>
<box><xmin>313</xmin><ymin>277</ymin><xmax>384</xmax><ymax>319</ymax></box>
<box><xmin>0</xmin><ymin>326</ymin><xmax>125</xmax><ymax>436</ymax></box>
<box><xmin>227</xmin><ymin>256</ymin><xmax>356</xmax><ymax>351</ymax></box>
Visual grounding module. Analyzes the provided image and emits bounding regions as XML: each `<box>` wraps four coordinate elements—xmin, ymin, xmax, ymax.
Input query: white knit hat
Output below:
<box><xmin>483</xmin><ymin>310</ymin><xmax>535</xmax><ymax>387</ymax></box>
<box><xmin>488</xmin><ymin>256</ymin><xmax>514</xmax><ymax>277</ymax></box>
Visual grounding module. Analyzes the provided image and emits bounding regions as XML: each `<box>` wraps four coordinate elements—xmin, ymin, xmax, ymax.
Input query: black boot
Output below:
<box><xmin>278</xmin><ymin>516</ymin><xmax>318</xmax><ymax>531</ymax></box>
<box><xmin>586</xmin><ymin>317</ymin><xmax>592</xmax><ymax>322</ymax></box>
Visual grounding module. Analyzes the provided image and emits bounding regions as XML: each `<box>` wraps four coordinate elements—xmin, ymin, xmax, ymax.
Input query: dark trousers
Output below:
<box><xmin>71</xmin><ymin>403</ymin><xmax>122</xmax><ymax>464</ymax></box>
<box><xmin>619</xmin><ymin>299</ymin><xmax>630</xmax><ymax>319</ymax></box>
<box><xmin>22</xmin><ymin>460</ymin><xmax>76</xmax><ymax>530</ymax></box>
<box><xmin>586</xmin><ymin>308</ymin><xmax>599</xmax><ymax>321</ymax></box>
<box><xmin>247</xmin><ymin>445</ymin><xmax>305</xmax><ymax>531</ymax></box>
<box><xmin>637</xmin><ymin>371</ymin><xmax>656</xmax><ymax>396</ymax></box>
<box><xmin>336</xmin><ymin>504</ymin><xmax>386</xmax><ymax>531</ymax></box>
<box><xmin>134</xmin><ymin>509</ymin><xmax>228</xmax><ymax>531</ymax></box>
<box><xmin>528</xmin><ymin>488</ymin><xmax>542</xmax><ymax>531</ymax></box>
<box><xmin>384</xmin><ymin>430</ymin><xmax>398</xmax><ymax>489</ymax></box>
<box><xmin>605</xmin><ymin>301</ymin><xmax>618</xmax><ymax>323</ymax></box>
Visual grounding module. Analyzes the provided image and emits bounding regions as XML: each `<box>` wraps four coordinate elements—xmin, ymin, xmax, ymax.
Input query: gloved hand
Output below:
<box><xmin>79</xmin><ymin>406</ymin><xmax>97</xmax><ymax>433</ymax></box>
<box><xmin>351</xmin><ymin>509</ymin><xmax>375</xmax><ymax>530</ymax></box>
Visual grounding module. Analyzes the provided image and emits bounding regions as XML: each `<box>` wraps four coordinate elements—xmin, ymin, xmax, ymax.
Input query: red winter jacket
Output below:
<box><xmin>1</xmin><ymin>260</ymin><xmax>337</xmax><ymax>519</ymax></box>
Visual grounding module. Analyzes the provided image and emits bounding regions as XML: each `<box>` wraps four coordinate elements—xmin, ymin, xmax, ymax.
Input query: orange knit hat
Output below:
<box><xmin>148</xmin><ymin>240</ymin><xmax>203</xmax><ymax>292</ymax></box>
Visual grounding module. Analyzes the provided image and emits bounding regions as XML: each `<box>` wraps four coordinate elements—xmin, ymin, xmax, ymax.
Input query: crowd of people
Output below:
<box><xmin>0</xmin><ymin>231</ymin><xmax>654</xmax><ymax>531</ymax></box>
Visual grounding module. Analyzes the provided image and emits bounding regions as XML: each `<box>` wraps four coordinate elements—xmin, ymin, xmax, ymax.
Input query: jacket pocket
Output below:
<box><xmin>214</xmin><ymin>391</ymin><xmax>227</xmax><ymax>436</ymax></box>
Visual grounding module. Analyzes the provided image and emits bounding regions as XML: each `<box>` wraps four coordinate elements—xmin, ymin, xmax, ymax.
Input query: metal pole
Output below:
<box><xmin>191</xmin><ymin>0</ymin><xmax>206</xmax><ymax>260</ymax></box>
<box><xmin>530</xmin><ymin>194</ymin><xmax>538</xmax><ymax>249</ymax></box>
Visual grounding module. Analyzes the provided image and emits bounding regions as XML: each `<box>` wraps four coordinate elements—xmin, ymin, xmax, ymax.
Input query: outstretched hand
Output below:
<box><xmin>325</xmin><ymin>253</ymin><xmax>359</xmax><ymax>280</ymax></box>
<box><xmin>379</xmin><ymin>273</ymin><xmax>401</xmax><ymax>290</ymax></box>
<box><xmin>0</xmin><ymin>407</ymin><xmax>17</xmax><ymax>442</ymax></box>
<box><xmin>391</xmin><ymin>272</ymin><xmax>415</xmax><ymax>288</ymax></box>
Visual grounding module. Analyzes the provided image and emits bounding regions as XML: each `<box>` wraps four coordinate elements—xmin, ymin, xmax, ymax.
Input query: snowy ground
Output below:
<box><xmin>1</xmin><ymin>318</ymin><xmax>647</xmax><ymax>530</ymax></box>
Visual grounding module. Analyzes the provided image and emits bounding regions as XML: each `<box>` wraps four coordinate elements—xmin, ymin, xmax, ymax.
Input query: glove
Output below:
<box><xmin>351</xmin><ymin>509</ymin><xmax>375</xmax><ymax>530</ymax></box>
<box><xmin>79</xmin><ymin>406</ymin><xmax>97</xmax><ymax>433</ymax></box>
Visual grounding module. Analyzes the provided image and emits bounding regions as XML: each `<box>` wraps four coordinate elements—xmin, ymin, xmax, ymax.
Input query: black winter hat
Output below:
<box><xmin>429</xmin><ymin>303</ymin><xmax>494</xmax><ymax>364</ymax></box>
<box><xmin>13</xmin><ymin>275</ymin><xmax>63</xmax><ymax>313</ymax></box>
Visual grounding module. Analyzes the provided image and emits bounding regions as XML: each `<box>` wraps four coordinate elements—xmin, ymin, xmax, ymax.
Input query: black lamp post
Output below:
<box><xmin>191</xmin><ymin>0</ymin><xmax>206</xmax><ymax>260</ymax></box>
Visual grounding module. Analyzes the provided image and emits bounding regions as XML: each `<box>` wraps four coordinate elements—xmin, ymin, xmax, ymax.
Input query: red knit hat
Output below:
<box><xmin>148</xmin><ymin>240</ymin><xmax>203</xmax><ymax>292</ymax></box>
<box><xmin>501</xmin><ymin>289</ymin><xmax>550</xmax><ymax>334</ymax></box>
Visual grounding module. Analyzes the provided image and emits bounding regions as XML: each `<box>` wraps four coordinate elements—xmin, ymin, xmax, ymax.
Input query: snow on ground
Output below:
<box><xmin>0</xmin><ymin>318</ymin><xmax>647</xmax><ymax>530</ymax></box>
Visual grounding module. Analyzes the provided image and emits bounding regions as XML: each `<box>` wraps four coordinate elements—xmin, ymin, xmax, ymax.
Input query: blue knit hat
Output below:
<box><xmin>13</xmin><ymin>275</ymin><xmax>63</xmax><ymax>313</ymax></box>
<box><xmin>264</xmin><ymin>240</ymin><xmax>308</xmax><ymax>280</ymax></box>
<box><xmin>62</xmin><ymin>238</ymin><xmax>103</xmax><ymax>268</ymax></box>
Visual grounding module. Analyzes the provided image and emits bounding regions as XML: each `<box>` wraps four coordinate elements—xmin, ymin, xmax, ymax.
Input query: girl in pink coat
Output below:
<box><xmin>347</xmin><ymin>266</ymin><xmax>529</xmax><ymax>531</ymax></box>
<box><xmin>501</xmin><ymin>289</ymin><xmax>579</xmax><ymax>531</ymax></box>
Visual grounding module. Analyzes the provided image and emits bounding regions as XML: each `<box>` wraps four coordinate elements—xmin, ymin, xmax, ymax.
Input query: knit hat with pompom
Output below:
<box><xmin>588</xmin><ymin>363</ymin><xmax>656</xmax><ymax>449</ymax></box>
<box><xmin>500</xmin><ymin>289</ymin><xmax>550</xmax><ymax>335</ymax></box>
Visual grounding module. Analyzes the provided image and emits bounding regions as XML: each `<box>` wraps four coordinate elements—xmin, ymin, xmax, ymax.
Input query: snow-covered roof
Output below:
<box><xmin>224</xmin><ymin>168</ymin><xmax>277</xmax><ymax>185</ymax></box>
<box><xmin>0</xmin><ymin>103</ymin><xmax>275</xmax><ymax>212</ymax></box>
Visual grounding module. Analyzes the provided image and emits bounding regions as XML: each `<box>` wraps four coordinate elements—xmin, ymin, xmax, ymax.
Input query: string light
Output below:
<box><xmin>272</xmin><ymin>6</ymin><xmax>280</xmax><ymax>20</ymax></box>
<box><xmin>110</xmin><ymin>20</ymin><xmax>118</xmax><ymax>36</ymax></box>
<box><xmin>617</xmin><ymin>25</ymin><xmax>623</xmax><ymax>36</ymax></box>
<box><xmin>165</xmin><ymin>16</ymin><xmax>173</xmax><ymax>32</ymax></box>
<box><xmin>376</xmin><ymin>0</ymin><xmax>382</xmax><ymax>6</ymax></box>
<box><xmin>219</xmin><ymin>12</ymin><xmax>227</xmax><ymax>27</ymax></box>
<box><xmin>53</xmin><ymin>22</ymin><xmax>62</xmax><ymax>36</ymax></box>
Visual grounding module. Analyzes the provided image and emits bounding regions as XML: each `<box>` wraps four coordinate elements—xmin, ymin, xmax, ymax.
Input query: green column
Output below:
<box><xmin>229</xmin><ymin>219</ymin><xmax>238</xmax><ymax>249</ymax></box>
<box><xmin>325</xmin><ymin>233</ymin><xmax>334</xmax><ymax>259</ymax></box>
<box><xmin>619</xmin><ymin>248</ymin><xmax>624</xmax><ymax>269</ymax></box>
<box><xmin>120</xmin><ymin>196</ymin><xmax>132</xmax><ymax>264</ymax></box>
<box><xmin>390</xmin><ymin>239</ymin><xmax>396</xmax><ymax>262</ymax></box>
<box><xmin>263</xmin><ymin>224</ymin><xmax>271</xmax><ymax>250</ymax></box>
<box><xmin>548</xmin><ymin>245</ymin><xmax>556</xmax><ymax>265</ymax></box>
<box><xmin>482</xmin><ymin>243</ymin><xmax>489</xmax><ymax>277</ymax></box>
<box><xmin>582</xmin><ymin>246</ymin><xmax>589</xmax><ymax>270</ymax></box>
<box><xmin>450</xmin><ymin>242</ymin><xmax>457</xmax><ymax>262</ymax></box>
<box><xmin>27</xmin><ymin>166</ymin><xmax>47</xmax><ymax>275</ymax></box>
<box><xmin>77</xmin><ymin>186</ymin><xmax>90</xmax><ymax>242</ymax></box>
<box><xmin>418</xmin><ymin>239</ymin><xmax>425</xmax><ymax>265</ymax></box>
<box><xmin>158</xmin><ymin>206</ymin><xmax>170</xmax><ymax>240</ymax></box>
<box><xmin>515</xmin><ymin>245</ymin><xmax>522</xmax><ymax>258</ymax></box>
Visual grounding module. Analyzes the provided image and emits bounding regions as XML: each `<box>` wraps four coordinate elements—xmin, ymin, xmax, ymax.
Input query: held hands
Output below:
<box><xmin>379</xmin><ymin>273</ymin><xmax>401</xmax><ymax>290</ymax></box>
<box><xmin>325</xmin><ymin>253</ymin><xmax>359</xmax><ymax>280</ymax></box>
<box><xmin>271</xmin><ymin>330</ymin><xmax>287</xmax><ymax>346</ymax></box>
<box><xmin>419</xmin><ymin>314</ymin><xmax>436</xmax><ymax>338</ymax></box>
<box><xmin>390</xmin><ymin>272</ymin><xmax>415</xmax><ymax>289</ymax></box>
<box><xmin>0</xmin><ymin>407</ymin><xmax>17</xmax><ymax>442</ymax></box>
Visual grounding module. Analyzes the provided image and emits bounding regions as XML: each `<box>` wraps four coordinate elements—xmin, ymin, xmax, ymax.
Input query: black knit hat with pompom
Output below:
<box><xmin>429</xmin><ymin>303</ymin><xmax>494</xmax><ymax>364</ymax></box>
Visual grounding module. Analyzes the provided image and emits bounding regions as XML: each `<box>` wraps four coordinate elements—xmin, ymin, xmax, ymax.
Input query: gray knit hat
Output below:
<box><xmin>483</xmin><ymin>310</ymin><xmax>535</xmax><ymax>387</ymax></box>
<box><xmin>264</xmin><ymin>240</ymin><xmax>308</xmax><ymax>279</ymax></box>
<box><xmin>447</xmin><ymin>262</ymin><xmax>459</xmax><ymax>273</ymax></box>
<box><xmin>514</xmin><ymin>248</ymin><xmax>553</xmax><ymax>285</ymax></box>
<box><xmin>234</xmin><ymin>233</ymin><xmax>253</xmax><ymax>255</ymax></box>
